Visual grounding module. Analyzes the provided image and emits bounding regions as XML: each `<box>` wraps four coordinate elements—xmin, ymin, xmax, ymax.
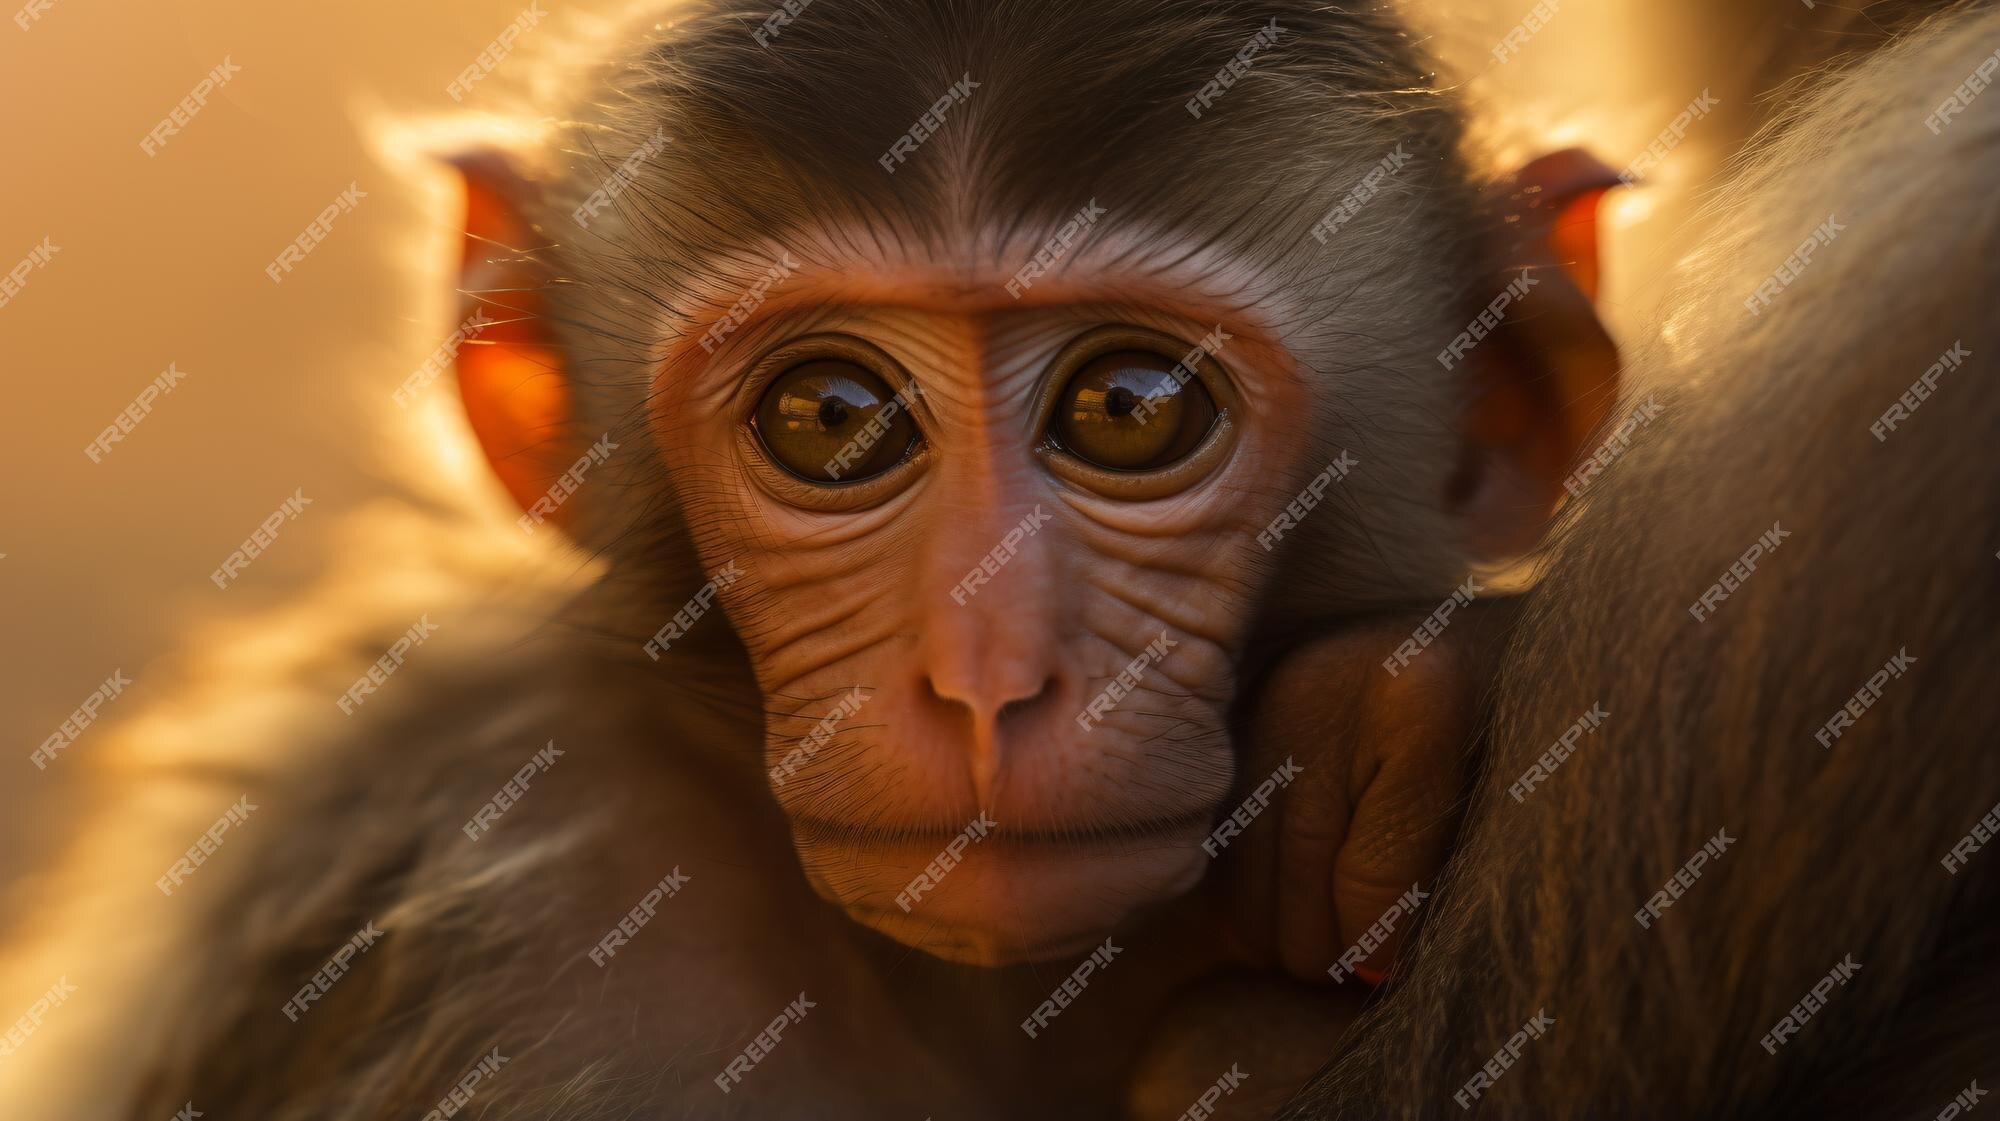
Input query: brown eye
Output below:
<box><xmin>752</xmin><ymin>360</ymin><xmax>920</xmax><ymax>483</ymax></box>
<box><xmin>1050</xmin><ymin>351</ymin><xmax>1218</xmax><ymax>471</ymax></box>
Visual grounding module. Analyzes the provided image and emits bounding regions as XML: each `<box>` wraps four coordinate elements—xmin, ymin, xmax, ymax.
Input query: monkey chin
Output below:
<box><xmin>793</xmin><ymin>826</ymin><xmax>1213</xmax><ymax>968</ymax></box>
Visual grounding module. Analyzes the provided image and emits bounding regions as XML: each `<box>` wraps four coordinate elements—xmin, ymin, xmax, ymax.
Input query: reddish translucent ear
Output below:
<box><xmin>1452</xmin><ymin>148</ymin><xmax>1624</xmax><ymax>559</ymax></box>
<box><xmin>447</xmin><ymin>153</ymin><xmax>581</xmax><ymax>524</ymax></box>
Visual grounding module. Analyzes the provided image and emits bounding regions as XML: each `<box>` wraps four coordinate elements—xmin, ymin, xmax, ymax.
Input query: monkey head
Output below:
<box><xmin>441</xmin><ymin>0</ymin><xmax>1615</xmax><ymax>968</ymax></box>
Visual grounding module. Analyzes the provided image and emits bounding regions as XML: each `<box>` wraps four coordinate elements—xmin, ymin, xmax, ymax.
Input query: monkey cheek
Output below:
<box><xmin>794</xmin><ymin>834</ymin><xmax>1211</xmax><ymax>967</ymax></box>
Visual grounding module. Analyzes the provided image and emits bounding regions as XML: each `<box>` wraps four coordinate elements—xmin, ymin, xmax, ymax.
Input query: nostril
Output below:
<box><xmin>921</xmin><ymin>665</ymin><xmax>1060</xmax><ymax>724</ymax></box>
<box><xmin>997</xmin><ymin>675</ymin><xmax>1060</xmax><ymax>724</ymax></box>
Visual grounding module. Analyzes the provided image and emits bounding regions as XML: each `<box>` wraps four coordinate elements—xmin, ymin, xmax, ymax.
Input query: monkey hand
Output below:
<box><xmin>1218</xmin><ymin>597</ymin><xmax>1520</xmax><ymax>986</ymax></box>
<box><xmin>1123</xmin><ymin>603</ymin><xmax>1517</xmax><ymax>1121</ymax></box>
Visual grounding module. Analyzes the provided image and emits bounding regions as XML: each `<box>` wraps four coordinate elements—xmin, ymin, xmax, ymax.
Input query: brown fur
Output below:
<box><xmin>1289</xmin><ymin>5</ymin><xmax>2000</xmax><ymax>1116</ymax></box>
<box><xmin>1</xmin><ymin>1</ymin><xmax>1991</xmax><ymax>1118</ymax></box>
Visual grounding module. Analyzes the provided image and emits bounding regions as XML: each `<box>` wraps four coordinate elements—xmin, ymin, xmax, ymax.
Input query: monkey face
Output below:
<box><xmin>647</xmin><ymin>247</ymin><xmax>1334</xmax><ymax>966</ymax></box>
<box><xmin>440</xmin><ymin>0</ymin><xmax>1535</xmax><ymax>968</ymax></box>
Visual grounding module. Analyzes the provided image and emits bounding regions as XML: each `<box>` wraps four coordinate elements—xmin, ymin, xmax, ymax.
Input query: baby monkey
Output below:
<box><xmin>11</xmin><ymin>1</ymin><xmax>1998</xmax><ymax>1120</ymax></box>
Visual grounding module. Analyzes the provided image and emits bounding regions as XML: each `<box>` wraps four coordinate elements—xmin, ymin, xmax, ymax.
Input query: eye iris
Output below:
<box><xmin>753</xmin><ymin>360</ymin><xmax>917</xmax><ymax>483</ymax></box>
<box><xmin>1054</xmin><ymin>350</ymin><xmax>1218</xmax><ymax>471</ymax></box>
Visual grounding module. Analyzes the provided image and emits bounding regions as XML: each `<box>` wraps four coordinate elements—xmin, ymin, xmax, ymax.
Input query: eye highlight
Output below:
<box><xmin>1051</xmin><ymin>351</ymin><xmax>1218</xmax><ymax>471</ymax></box>
<box><xmin>752</xmin><ymin>359</ymin><xmax>919</xmax><ymax>483</ymax></box>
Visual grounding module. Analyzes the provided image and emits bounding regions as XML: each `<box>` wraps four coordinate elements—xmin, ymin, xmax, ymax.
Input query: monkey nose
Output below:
<box><xmin>920</xmin><ymin>666</ymin><xmax>1062</xmax><ymax>806</ymax></box>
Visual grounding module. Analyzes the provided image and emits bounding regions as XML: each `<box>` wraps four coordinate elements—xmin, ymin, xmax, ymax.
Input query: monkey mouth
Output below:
<box><xmin>790</xmin><ymin>814</ymin><xmax>1213</xmax><ymax>966</ymax></box>
<box><xmin>789</xmin><ymin>809</ymin><xmax>1216</xmax><ymax>850</ymax></box>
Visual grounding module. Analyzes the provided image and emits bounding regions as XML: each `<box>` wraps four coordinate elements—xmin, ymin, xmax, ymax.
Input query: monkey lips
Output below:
<box><xmin>788</xmin><ymin>809</ymin><xmax>1215</xmax><ymax>966</ymax></box>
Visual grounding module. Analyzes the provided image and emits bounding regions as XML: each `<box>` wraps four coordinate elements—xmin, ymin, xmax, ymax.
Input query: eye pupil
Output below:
<box><xmin>1104</xmin><ymin>385</ymin><xmax>1138</xmax><ymax>418</ymax></box>
<box><xmin>818</xmin><ymin>398</ymin><xmax>850</xmax><ymax>428</ymax></box>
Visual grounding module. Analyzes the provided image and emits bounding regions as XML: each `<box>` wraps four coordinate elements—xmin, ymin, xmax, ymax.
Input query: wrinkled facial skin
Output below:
<box><xmin>649</xmin><ymin>234</ymin><xmax>1333</xmax><ymax>967</ymax></box>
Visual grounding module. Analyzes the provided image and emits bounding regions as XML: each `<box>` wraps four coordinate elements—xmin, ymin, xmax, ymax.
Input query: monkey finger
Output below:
<box><xmin>1237</xmin><ymin>628</ymin><xmax>1378</xmax><ymax>982</ymax></box>
<box><xmin>1327</xmin><ymin>643</ymin><xmax>1475</xmax><ymax>986</ymax></box>
<box><xmin>1271</xmin><ymin>724</ymin><xmax>1357</xmax><ymax>982</ymax></box>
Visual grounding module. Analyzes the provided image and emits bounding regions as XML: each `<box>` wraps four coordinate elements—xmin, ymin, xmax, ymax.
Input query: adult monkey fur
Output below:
<box><xmin>0</xmin><ymin>0</ymin><xmax>1988</xmax><ymax>1118</ymax></box>
<box><xmin>1280</xmin><ymin>2</ymin><xmax>2000</xmax><ymax>1117</ymax></box>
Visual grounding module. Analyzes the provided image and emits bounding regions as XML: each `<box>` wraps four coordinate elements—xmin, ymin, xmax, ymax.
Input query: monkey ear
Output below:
<box><xmin>1450</xmin><ymin>148</ymin><xmax>1624</xmax><ymax>559</ymax></box>
<box><xmin>446</xmin><ymin>151</ymin><xmax>582</xmax><ymax>524</ymax></box>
